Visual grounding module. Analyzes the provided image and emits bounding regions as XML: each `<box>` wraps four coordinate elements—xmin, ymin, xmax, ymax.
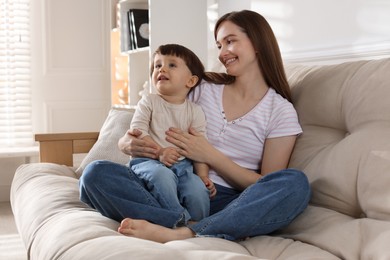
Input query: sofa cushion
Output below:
<box><xmin>280</xmin><ymin>58</ymin><xmax>390</xmax><ymax>259</ymax></box>
<box><xmin>75</xmin><ymin>108</ymin><xmax>134</xmax><ymax>177</ymax></box>
<box><xmin>286</xmin><ymin>59</ymin><xmax>390</xmax><ymax>219</ymax></box>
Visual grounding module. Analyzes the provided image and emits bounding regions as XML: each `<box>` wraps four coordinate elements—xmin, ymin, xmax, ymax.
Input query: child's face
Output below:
<box><xmin>152</xmin><ymin>53</ymin><xmax>197</xmax><ymax>97</ymax></box>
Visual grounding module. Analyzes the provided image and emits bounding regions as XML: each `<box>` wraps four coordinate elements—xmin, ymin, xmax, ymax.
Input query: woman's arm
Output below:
<box><xmin>165</xmin><ymin>127</ymin><xmax>256</xmax><ymax>190</ymax></box>
<box><xmin>166</xmin><ymin>127</ymin><xmax>297</xmax><ymax>191</ymax></box>
<box><xmin>260</xmin><ymin>135</ymin><xmax>297</xmax><ymax>175</ymax></box>
<box><xmin>205</xmin><ymin>148</ymin><xmax>261</xmax><ymax>190</ymax></box>
<box><xmin>118</xmin><ymin>129</ymin><xmax>159</xmax><ymax>159</ymax></box>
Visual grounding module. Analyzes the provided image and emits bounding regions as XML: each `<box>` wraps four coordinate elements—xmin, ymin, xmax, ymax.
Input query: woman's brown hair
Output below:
<box><xmin>206</xmin><ymin>10</ymin><xmax>292</xmax><ymax>102</ymax></box>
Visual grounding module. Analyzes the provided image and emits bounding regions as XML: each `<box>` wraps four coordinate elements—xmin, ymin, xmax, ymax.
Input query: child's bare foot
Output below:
<box><xmin>118</xmin><ymin>218</ymin><xmax>195</xmax><ymax>243</ymax></box>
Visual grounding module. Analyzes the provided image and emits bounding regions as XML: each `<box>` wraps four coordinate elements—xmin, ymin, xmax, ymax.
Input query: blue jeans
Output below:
<box><xmin>79</xmin><ymin>160</ymin><xmax>311</xmax><ymax>240</ymax></box>
<box><xmin>130</xmin><ymin>157</ymin><xmax>209</xmax><ymax>224</ymax></box>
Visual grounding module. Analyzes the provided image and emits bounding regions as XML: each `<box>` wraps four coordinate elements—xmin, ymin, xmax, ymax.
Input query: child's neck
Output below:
<box><xmin>158</xmin><ymin>94</ymin><xmax>186</xmax><ymax>104</ymax></box>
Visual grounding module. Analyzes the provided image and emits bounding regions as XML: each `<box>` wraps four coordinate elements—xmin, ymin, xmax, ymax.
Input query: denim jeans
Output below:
<box><xmin>190</xmin><ymin>169</ymin><xmax>311</xmax><ymax>240</ymax></box>
<box><xmin>79</xmin><ymin>160</ymin><xmax>311</xmax><ymax>240</ymax></box>
<box><xmin>130</xmin><ymin>157</ymin><xmax>210</xmax><ymax>223</ymax></box>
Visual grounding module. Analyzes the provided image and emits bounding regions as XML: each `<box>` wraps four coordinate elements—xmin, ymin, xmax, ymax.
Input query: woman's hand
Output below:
<box><xmin>165</xmin><ymin>127</ymin><xmax>213</xmax><ymax>163</ymax></box>
<box><xmin>118</xmin><ymin>129</ymin><xmax>159</xmax><ymax>159</ymax></box>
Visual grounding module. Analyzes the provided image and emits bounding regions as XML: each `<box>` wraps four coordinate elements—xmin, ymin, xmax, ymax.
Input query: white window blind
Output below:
<box><xmin>0</xmin><ymin>0</ymin><xmax>33</xmax><ymax>147</ymax></box>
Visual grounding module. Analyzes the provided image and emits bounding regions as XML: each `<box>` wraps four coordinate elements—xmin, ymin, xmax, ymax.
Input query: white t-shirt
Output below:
<box><xmin>131</xmin><ymin>94</ymin><xmax>207</xmax><ymax>149</ymax></box>
<box><xmin>189</xmin><ymin>81</ymin><xmax>302</xmax><ymax>188</ymax></box>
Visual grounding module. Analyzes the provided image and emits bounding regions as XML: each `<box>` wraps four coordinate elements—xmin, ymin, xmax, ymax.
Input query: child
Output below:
<box><xmin>129</xmin><ymin>44</ymin><xmax>214</xmax><ymax>226</ymax></box>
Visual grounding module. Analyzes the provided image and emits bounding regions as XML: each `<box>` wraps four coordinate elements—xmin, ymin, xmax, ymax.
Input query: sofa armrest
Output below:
<box><xmin>35</xmin><ymin>132</ymin><xmax>99</xmax><ymax>166</ymax></box>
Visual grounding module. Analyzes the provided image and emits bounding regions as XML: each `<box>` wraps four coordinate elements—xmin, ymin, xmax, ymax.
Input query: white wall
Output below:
<box><xmin>150</xmin><ymin>0</ymin><xmax>208</xmax><ymax>67</ymax></box>
<box><xmin>217</xmin><ymin>0</ymin><xmax>390</xmax><ymax>64</ymax></box>
<box><xmin>30</xmin><ymin>0</ymin><xmax>112</xmax><ymax>134</ymax></box>
<box><xmin>0</xmin><ymin>0</ymin><xmax>112</xmax><ymax>202</ymax></box>
<box><xmin>28</xmin><ymin>0</ymin><xmax>390</xmax><ymax>133</ymax></box>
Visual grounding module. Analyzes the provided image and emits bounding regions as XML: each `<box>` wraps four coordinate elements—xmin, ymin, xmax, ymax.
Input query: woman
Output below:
<box><xmin>79</xmin><ymin>10</ymin><xmax>311</xmax><ymax>243</ymax></box>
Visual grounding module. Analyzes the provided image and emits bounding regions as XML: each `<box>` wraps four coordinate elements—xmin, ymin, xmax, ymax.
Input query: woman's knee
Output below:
<box><xmin>287</xmin><ymin>169</ymin><xmax>310</xmax><ymax>194</ymax></box>
<box><xmin>262</xmin><ymin>169</ymin><xmax>311</xmax><ymax>204</ymax></box>
<box><xmin>80</xmin><ymin>160</ymin><xmax>122</xmax><ymax>187</ymax></box>
<box><xmin>283</xmin><ymin>169</ymin><xmax>311</xmax><ymax>209</ymax></box>
<box><xmin>267</xmin><ymin>168</ymin><xmax>309</xmax><ymax>187</ymax></box>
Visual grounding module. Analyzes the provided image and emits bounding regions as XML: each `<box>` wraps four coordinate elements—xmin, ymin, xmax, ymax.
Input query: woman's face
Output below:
<box><xmin>215</xmin><ymin>21</ymin><xmax>257</xmax><ymax>77</ymax></box>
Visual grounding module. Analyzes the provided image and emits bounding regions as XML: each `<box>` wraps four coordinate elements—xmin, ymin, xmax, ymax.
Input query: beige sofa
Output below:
<box><xmin>11</xmin><ymin>58</ymin><xmax>390</xmax><ymax>259</ymax></box>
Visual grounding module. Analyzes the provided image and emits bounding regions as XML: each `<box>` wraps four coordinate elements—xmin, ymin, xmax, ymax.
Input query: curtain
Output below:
<box><xmin>0</xmin><ymin>0</ymin><xmax>33</xmax><ymax>147</ymax></box>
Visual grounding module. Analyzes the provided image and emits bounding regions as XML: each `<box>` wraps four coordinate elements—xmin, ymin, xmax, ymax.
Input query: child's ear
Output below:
<box><xmin>187</xmin><ymin>75</ymin><xmax>199</xmax><ymax>88</ymax></box>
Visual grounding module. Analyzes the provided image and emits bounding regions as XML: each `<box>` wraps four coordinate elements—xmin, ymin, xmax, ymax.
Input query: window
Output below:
<box><xmin>0</xmin><ymin>0</ymin><xmax>33</xmax><ymax>147</ymax></box>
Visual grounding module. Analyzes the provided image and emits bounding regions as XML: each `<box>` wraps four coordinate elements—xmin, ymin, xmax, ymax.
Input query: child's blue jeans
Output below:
<box><xmin>79</xmin><ymin>160</ymin><xmax>311</xmax><ymax>240</ymax></box>
<box><xmin>130</xmin><ymin>157</ymin><xmax>209</xmax><ymax>225</ymax></box>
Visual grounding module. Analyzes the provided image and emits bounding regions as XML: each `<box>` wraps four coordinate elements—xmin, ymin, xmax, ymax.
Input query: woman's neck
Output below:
<box><xmin>222</xmin><ymin>76</ymin><xmax>269</xmax><ymax>122</ymax></box>
<box><xmin>229</xmin><ymin>72</ymin><xmax>269</xmax><ymax>100</ymax></box>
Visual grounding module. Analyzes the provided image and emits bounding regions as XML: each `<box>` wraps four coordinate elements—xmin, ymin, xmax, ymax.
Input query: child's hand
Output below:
<box><xmin>200</xmin><ymin>176</ymin><xmax>217</xmax><ymax>199</ymax></box>
<box><xmin>158</xmin><ymin>147</ymin><xmax>180</xmax><ymax>167</ymax></box>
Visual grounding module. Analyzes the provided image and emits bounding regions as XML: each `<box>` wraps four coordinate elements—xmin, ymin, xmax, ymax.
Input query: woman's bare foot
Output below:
<box><xmin>118</xmin><ymin>218</ymin><xmax>195</xmax><ymax>243</ymax></box>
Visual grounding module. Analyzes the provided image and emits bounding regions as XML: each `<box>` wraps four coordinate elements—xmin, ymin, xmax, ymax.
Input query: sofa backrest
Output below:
<box><xmin>286</xmin><ymin>58</ymin><xmax>390</xmax><ymax>221</ymax></box>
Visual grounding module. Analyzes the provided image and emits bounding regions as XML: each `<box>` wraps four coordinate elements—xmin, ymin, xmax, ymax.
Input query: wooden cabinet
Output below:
<box><xmin>109</xmin><ymin>0</ymin><xmax>208</xmax><ymax>108</ymax></box>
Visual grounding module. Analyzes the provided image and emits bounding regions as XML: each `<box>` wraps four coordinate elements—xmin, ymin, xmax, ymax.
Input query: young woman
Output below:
<box><xmin>79</xmin><ymin>10</ymin><xmax>311</xmax><ymax>243</ymax></box>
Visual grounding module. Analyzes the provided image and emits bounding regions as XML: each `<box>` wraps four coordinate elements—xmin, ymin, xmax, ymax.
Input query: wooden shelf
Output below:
<box><xmin>35</xmin><ymin>132</ymin><xmax>99</xmax><ymax>166</ymax></box>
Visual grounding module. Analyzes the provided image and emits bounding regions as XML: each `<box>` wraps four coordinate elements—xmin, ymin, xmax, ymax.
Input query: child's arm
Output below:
<box><xmin>141</xmin><ymin>135</ymin><xmax>181</xmax><ymax>167</ymax></box>
<box><xmin>158</xmin><ymin>147</ymin><xmax>181</xmax><ymax>167</ymax></box>
<box><xmin>194</xmin><ymin>162</ymin><xmax>216</xmax><ymax>198</ymax></box>
<box><xmin>190</xmin><ymin>105</ymin><xmax>215</xmax><ymax>197</ymax></box>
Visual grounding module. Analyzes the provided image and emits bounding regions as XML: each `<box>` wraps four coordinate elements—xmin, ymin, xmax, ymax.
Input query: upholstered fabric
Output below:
<box><xmin>75</xmin><ymin>108</ymin><xmax>133</xmax><ymax>177</ymax></box>
<box><xmin>11</xmin><ymin>58</ymin><xmax>390</xmax><ymax>259</ymax></box>
<box><xmin>281</xmin><ymin>58</ymin><xmax>390</xmax><ymax>259</ymax></box>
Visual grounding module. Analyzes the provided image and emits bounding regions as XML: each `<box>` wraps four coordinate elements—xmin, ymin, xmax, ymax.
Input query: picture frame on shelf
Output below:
<box><xmin>128</xmin><ymin>9</ymin><xmax>149</xmax><ymax>49</ymax></box>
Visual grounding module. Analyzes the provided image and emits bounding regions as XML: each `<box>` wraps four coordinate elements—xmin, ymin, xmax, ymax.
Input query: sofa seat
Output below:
<box><xmin>12</xmin><ymin>163</ymin><xmax>338</xmax><ymax>259</ymax></box>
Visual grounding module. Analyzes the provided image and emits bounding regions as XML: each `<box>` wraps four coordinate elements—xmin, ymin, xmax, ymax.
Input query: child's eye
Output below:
<box><xmin>169</xmin><ymin>63</ymin><xmax>177</xmax><ymax>68</ymax></box>
<box><xmin>155</xmin><ymin>64</ymin><xmax>161</xmax><ymax>69</ymax></box>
